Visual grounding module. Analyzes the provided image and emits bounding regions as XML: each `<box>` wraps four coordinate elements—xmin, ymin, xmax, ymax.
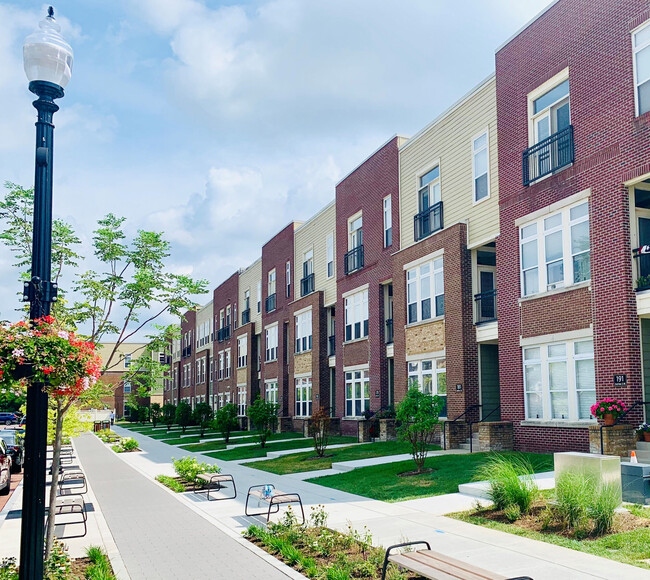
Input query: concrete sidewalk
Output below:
<box><xmin>112</xmin><ymin>424</ymin><xmax>650</xmax><ymax>580</ymax></box>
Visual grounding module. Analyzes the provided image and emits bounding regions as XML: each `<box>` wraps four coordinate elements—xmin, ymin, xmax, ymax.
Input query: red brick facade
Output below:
<box><xmin>212</xmin><ymin>272</ymin><xmax>239</xmax><ymax>410</ymax></box>
<box><xmin>179</xmin><ymin>310</ymin><xmax>196</xmax><ymax>406</ymax></box>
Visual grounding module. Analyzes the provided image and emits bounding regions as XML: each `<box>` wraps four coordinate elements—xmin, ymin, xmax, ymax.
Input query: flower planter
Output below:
<box><xmin>643</xmin><ymin>432</ymin><xmax>650</xmax><ymax>442</ymax></box>
<box><xmin>603</xmin><ymin>413</ymin><xmax>616</xmax><ymax>426</ymax></box>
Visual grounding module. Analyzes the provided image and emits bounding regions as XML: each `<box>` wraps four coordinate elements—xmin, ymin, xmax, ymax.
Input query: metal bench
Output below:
<box><xmin>382</xmin><ymin>541</ymin><xmax>533</xmax><ymax>580</ymax></box>
<box><xmin>194</xmin><ymin>473</ymin><xmax>237</xmax><ymax>501</ymax></box>
<box><xmin>51</xmin><ymin>495</ymin><xmax>87</xmax><ymax>539</ymax></box>
<box><xmin>245</xmin><ymin>484</ymin><xmax>305</xmax><ymax>524</ymax></box>
<box><xmin>58</xmin><ymin>469</ymin><xmax>87</xmax><ymax>496</ymax></box>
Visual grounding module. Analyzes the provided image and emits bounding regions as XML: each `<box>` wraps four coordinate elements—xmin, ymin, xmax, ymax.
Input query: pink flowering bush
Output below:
<box><xmin>590</xmin><ymin>398</ymin><xmax>627</xmax><ymax>420</ymax></box>
<box><xmin>0</xmin><ymin>316</ymin><xmax>101</xmax><ymax>399</ymax></box>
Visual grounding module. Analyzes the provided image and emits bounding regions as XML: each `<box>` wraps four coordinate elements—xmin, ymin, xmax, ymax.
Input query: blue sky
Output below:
<box><xmin>0</xmin><ymin>0</ymin><xmax>551</xmax><ymax>326</ymax></box>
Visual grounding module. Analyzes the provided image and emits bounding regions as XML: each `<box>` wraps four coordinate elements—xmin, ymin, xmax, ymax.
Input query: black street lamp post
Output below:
<box><xmin>19</xmin><ymin>7</ymin><xmax>73</xmax><ymax>579</ymax></box>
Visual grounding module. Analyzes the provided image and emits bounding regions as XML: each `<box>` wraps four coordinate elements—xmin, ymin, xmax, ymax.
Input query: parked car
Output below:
<box><xmin>0</xmin><ymin>440</ymin><xmax>11</xmax><ymax>495</ymax></box>
<box><xmin>0</xmin><ymin>413</ymin><xmax>18</xmax><ymax>426</ymax></box>
<box><xmin>0</xmin><ymin>430</ymin><xmax>23</xmax><ymax>473</ymax></box>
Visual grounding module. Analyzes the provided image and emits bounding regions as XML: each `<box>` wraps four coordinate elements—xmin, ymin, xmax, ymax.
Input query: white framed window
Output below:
<box><xmin>124</xmin><ymin>353</ymin><xmax>132</xmax><ymax>368</ymax></box>
<box><xmin>233</xmin><ymin>303</ymin><xmax>237</xmax><ymax>329</ymax></box>
<box><xmin>265</xmin><ymin>325</ymin><xmax>278</xmax><ymax>361</ymax></box>
<box><xmin>218</xmin><ymin>351</ymin><xmax>224</xmax><ymax>380</ymax></box>
<box><xmin>348</xmin><ymin>213</ymin><xmax>363</xmax><ymax>250</ymax></box>
<box><xmin>218</xmin><ymin>393</ymin><xmax>224</xmax><ymax>409</ymax></box>
<box><xmin>529</xmin><ymin>73</ymin><xmax>570</xmax><ymax>149</ymax></box>
<box><xmin>195</xmin><ymin>360</ymin><xmax>200</xmax><ymax>384</ymax></box>
<box><xmin>407</xmin><ymin>358</ymin><xmax>447</xmax><ymax>417</ymax></box>
<box><xmin>472</xmin><ymin>131</ymin><xmax>490</xmax><ymax>202</ymax></box>
<box><xmin>286</xmin><ymin>260</ymin><xmax>291</xmax><ymax>298</ymax></box>
<box><xmin>225</xmin><ymin>392</ymin><xmax>231</xmax><ymax>405</ymax></box>
<box><xmin>123</xmin><ymin>380</ymin><xmax>132</xmax><ymax>394</ymax></box>
<box><xmin>295</xmin><ymin>376</ymin><xmax>312</xmax><ymax>417</ymax></box>
<box><xmin>407</xmin><ymin>258</ymin><xmax>444</xmax><ymax>324</ymax></box>
<box><xmin>418</xmin><ymin>166</ymin><xmax>440</xmax><ymax>212</ymax></box>
<box><xmin>303</xmin><ymin>249</ymin><xmax>314</xmax><ymax>277</ymax></box>
<box><xmin>268</xmin><ymin>269</ymin><xmax>276</xmax><ymax>296</ymax></box>
<box><xmin>210</xmin><ymin>361</ymin><xmax>214</xmax><ymax>384</ymax></box>
<box><xmin>634</xmin><ymin>21</ymin><xmax>650</xmax><ymax>116</ymax></box>
<box><xmin>225</xmin><ymin>349</ymin><xmax>231</xmax><ymax>379</ymax></box>
<box><xmin>383</xmin><ymin>195</ymin><xmax>392</xmax><ymax>247</ymax></box>
<box><xmin>226</xmin><ymin>305</ymin><xmax>231</xmax><ymax>328</ymax></box>
<box><xmin>237</xmin><ymin>335</ymin><xmax>248</xmax><ymax>368</ymax></box>
<box><xmin>519</xmin><ymin>201</ymin><xmax>590</xmax><ymax>296</ymax></box>
<box><xmin>265</xmin><ymin>380</ymin><xmax>278</xmax><ymax>404</ymax></box>
<box><xmin>295</xmin><ymin>311</ymin><xmax>313</xmax><ymax>353</ymax></box>
<box><xmin>238</xmin><ymin>386</ymin><xmax>247</xmax><ymax>417</ymax></box>
<box><xmin>326</xmin><ymin>232</ymin><xmax>334</xmax><ymax>278</ymax></box>
<box><xmin>244</xmin><ymin>289</ymin><xmax>250</xmax><ymax>311</ymax></box>
<box><xmin>523</xmin><ymin>339</ymin><xmax>595</xmax><ymax>421</ymax></box>
<box><xmin>257</xmin><ymin>280</ymin><xmax>262</xmax><ymax>313</ymax></box>
<box><xmin>345</xmin><ymin>369</ymin><xmax>369</xmax><ymax>417</ymax></box>
<box><xmin>344</xmin><ymin>289</ymin><xmax>368</xmax><ymax>341</ymax></box>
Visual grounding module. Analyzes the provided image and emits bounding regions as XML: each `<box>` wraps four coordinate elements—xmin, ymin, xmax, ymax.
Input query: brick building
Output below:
<box><xmin>212</xmin><ymin>273</ymin><xmax>239</xmax><ymax>415</ymax></box>
<box><xmin>495</xmin><ymin>0</ymin><xmax>650</xmax><ymax>452</ymax></box>
<box><xmin>179</xmin><ymin>309</ymin><xmax>196</xmax><ymax>407</ymax></box>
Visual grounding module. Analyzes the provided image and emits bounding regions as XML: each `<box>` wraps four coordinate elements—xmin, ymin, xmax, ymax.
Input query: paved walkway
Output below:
<box><xmin>74</xmin><ymin>435</ymin><xmax>294</xmax><ymax>580</ymax></box>
<box><xmin>109</xmin><ymin>424</ymin><xmax>650</xmax><ymax>580</ymax></box>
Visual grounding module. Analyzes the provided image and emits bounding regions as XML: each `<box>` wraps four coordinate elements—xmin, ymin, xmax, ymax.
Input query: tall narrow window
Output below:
<box><xmin>268</xmin><ymin>269</ymin><xmax>276</xmax><ymax>296</ymax></box>
<box><xmin>237</xmin><ymin>335</ymin><xmax>248</xmax><ymax>368</ymax></box>
<box><xmin>383</xmin><ymin>195</ymin><xmax>392</xmax><ymax>247</ymax></box>
<box><xmin>418</xmin><ymin>166</ymin><xmax>440</xmax><ymax>212</ymax></box>
<box><xmin>531</xmin><ymin>79</ymin><xmax>570</xmax><ymax>146</ymax></box>
<box><xmin>406</xmin><ymin>258</ymin><xmax>444</xmax><ymax>324</ymax></box>
<box><xmin>265</xmin><ymin>325</ymin><xmax>278</xmax><ymax>361</ymax></box>
<box><xmin>295</xmin><ymin>377</ymin><xmax>313</xmax><ymax>417</ymax></box>
<box><xmin>344</xmin><ymin>289</ymin><xmax>369</xmax><ymax>341</ymax></box>
<box><xmin>295</xmin><ymin>311</ymin><xmax>313</xmax><ymax>353</ymax></box>
<box><xmin>348</xmin><ymin>214</ymin><xmax>363</xmax><ymax>250</ymax></box>
<box><xmin>257</xmin><ymin>280</ymin><xmax>262</xmax><ymax>313</ymax></box>
<box><xmin>286</xmin><ymin>261</ymin><xmax>291</xmax><ymax>298</ymax></box>
<box><xmin>634</xmin><ymin>22</ymin><xmax>650</xmax><ymax>116</ymax></box>
<box><xmin>265</xmin><ymin>381</ymin><xmax>278</xmax><ymax>404</ymax></box>
<box><xmin>472</xmin><ymin>132</ymin><xmax>489</xmax><ymax>202</ymax></box>
<box><xmin>345</xmin><ymin>369</ymin><xmax>369</xmax><ymax>417</ymax></box>
<box><xmin>326</xmin><ymin>232</ymin><xmax>334</xmax><ymax>278</ymax></box>
<box><xmin>124</xmin><ymin>353</ymin><xmax>132</xmax><ymax>368</ymax></box>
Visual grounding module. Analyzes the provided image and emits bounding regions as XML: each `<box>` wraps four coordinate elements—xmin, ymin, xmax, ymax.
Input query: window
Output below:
<box><xmin>268</xmin><ymin>269</ymin><xmax>276</xmax><ymax>296</ymax></box>
<box><xmin>286</xmin><ymin>261</ymin><xmax>291</xmax><ymax>298</ymax></box>
<box><xmin>295</xmin><ymin>311</ymin><xmax>313</xmax><ymax>353</ymax></box>
<box><xmin>265</xmin><ymin>381</ymin><xmax>278</xmax><ymax>404</ymax></box>
<box><xmin>303</xmin><ymin>249</ymin><xmax>313</xmax><ymax>277</ymax></box>
<box><xmin>407</xmin><ymin>359</ymin><xmax>447</xmax><ymax>417</ymax></box>
<box><xmin>237</xmin><ymin>336</ymin><xmax>248</xmax><ymax>368</ymax></box>
<box><xmin>158</xmin><ymin>351</ymin><xmax>166</xmax><ymax>364</ymax></box>
<box><xmin>344</xmin><ymin>289</ymin><xmax>368</xmax><ymax>341</ymax></box>
<box><xmin>225</xmin><ymin>349</ymin><xmax>231</xmax><ymax>378</ymax></box>
<box><xmin>124</xmin><ymin>353</ymin><xmax>132</xmax><ymax>368</ymax></box>
<box><xmin>233</xmin><ymin>303</ymin><xmax>237</xmax><ymax>329</ymax></box>
<box><xmin>530</xmin><ymin>78</ymin><xmax>570</xmax><ymax>146</ymax></box>
<box><xmin>418</xmin><ymin>166</ymin><xmax>440</xmax><ymax>212</ymax></box>
<box><xmin>345</xmin><ymin>369</ymin><xmax>369</xmax><ymax>417</ymax></box>
<box><xmin>238</xmin><ymin>386</ymin><xmax>247</xmax><ymax>417</ymax></box>
<box><xmin>226</xmin><ymin>305</ymin><xmax>231</xmax><ymax>328</ymax></box>
<box><xmin>523</xmin><ymin>339</ymin><xmax>595</xmax><ymax>421</ymax></box>
<box><xmin>295</xmin><ymin>377</ymin><xmax>312</xmax><ymax>417</ymax></box>
<box><xmin>383</xmin><ymin>195</ymin><xmax>392</xmax><ymax>247</ymax></box>
<box><xmin>195</xmin><ymin>360</ymin><xmax>200</xmax><ymax>383</ymax></box>
<box><xmin>244</xmin><ymin>289</ymin><xmax>250</xmax><ymax>310</ymax></box>
<box><xmin>634</xmin><ymin>21</ymin><xmax>650</xmax><ymax>116</ymax></box>
<box><xmin>472</xmin><ymin>132</ymin><xmax>489</xmax><ymax>202</ymax></box>
<box><xmin>519</xmin><ymin>201</ymin><xmax>590</xmax><ymax>296</ymax></box>
<box><xmin>123</xmin><ymin>380</ymin><xmax>132</xmax><ymax>394</ymax></box>
<box><xmin>201</xmin><ymin>358</ymin><xmax>206</xmax><ymax>383</ymax></box>
<box><xmin>218</xmin><ymin>351</ymin><xmax>224</xmax><ymax>380</ymax></box>
<box><xmin>348</xmin><ymin>214</ymin><xmax>363</xmax><ymax>250</ymax></box>
<box><xmin>407</xmin><ymin>258</ymin><xmax>444</xmax><ymax>323</ymax></box>
<box><xmin>326</xmin><ymin>232</ymin><xmax>334</xmax><ymax>278</ymax></box>
<box><xmin>257</xmin><ymin>280</ymin><xmax>262</xmax><ymax>313</ymax></box>
<box><xmin>266</xmin><ymin>325</ymin><xmax>278</xmax><ymax>361</ymax></box>
<box><xmin>210</xmin><ymin>361</ymin><xmax>214</xmax><ymax>384</ymax></box>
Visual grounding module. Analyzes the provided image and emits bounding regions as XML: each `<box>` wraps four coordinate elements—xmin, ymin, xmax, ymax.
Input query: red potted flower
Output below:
<box><xmin>590</xmin><ymin>398</ymin><xmax>627</xmax><ymax>426</ymax></box>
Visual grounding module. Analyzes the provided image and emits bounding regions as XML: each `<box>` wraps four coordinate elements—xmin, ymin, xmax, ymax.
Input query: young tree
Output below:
<box><xmin>162</xmin><ymin>402</ymin><xmax>176</xmax><ymax>431</ymax></box>
<box><xmin>309</xmin><ymin>406</ymin><xmax>331</xmax><ymax>457</ymax></box>
<box><xmin>396</xmin><ymin>387</ymin><xmax>444</xmax><ymax>473</ymax></box>
<box><xmin>246</xmin><ymin>397</ymin><xmax>278</xmax><ymax>448</ymax></box>
<box><xmin>175</xmin><ymin>401</ymin><xmax>193</xmax><ymax>433</ymax></box>
<box><xmin>193</xmin><ymin>402</ymin><xmax>213</xmax><ymax>437</ymax></box>
<box><xmin>137</xmin><ymin>405</ymin><xmax>149</xmax><ymax>424</ymax></box>
<box><xmin>214</xmin><ymin>403</ymin><xmax>238</xmax><ymax>444</ymax></box>
<box><xmin>150</xmin><ymin>402</ymin><xmax>162</xmax><ymax>428</ymax></box>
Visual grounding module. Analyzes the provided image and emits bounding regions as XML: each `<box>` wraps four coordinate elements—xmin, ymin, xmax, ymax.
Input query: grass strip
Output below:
<box><xmin>155</xmin><ymin>475</ymin><xmax>186</xmax><ymax>493</ymax></box>
<box><xmin>247</xmin><ymin>441</ymin><xmax>440</xmax><ymax>474</ymax></box>
<box><xmin>178</xmin><ymin>431</ymin><xmax>305</xmax><ymax>452</ymax></box>
<box><xmin>306</xmin><ymin>452</ymin><xmax>553</xmax><ymax>502</ymax></box>
<box><xmin>206</xmin><ymin>436</ymin><xmax>358</xmax><ymax>461</ymax></box>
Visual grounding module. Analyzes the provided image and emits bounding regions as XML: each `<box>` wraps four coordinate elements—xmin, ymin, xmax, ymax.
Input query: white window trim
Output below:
<box><xmin>633</xmin><ymin>19</ymin><xmax>650</xmax><ymax>117</ymax></box>
<box><xmin>407</xmin><ymin>357</ymin><xmax>447</xmax><ymax>418</ymax></box>
<box><xmin>515</xmin><ymin>188</ymin><xmax>591</xmax><ymax>227</ymax></box>
<box><xmin>326</xmin><ymin>232</ymin><xmax>335</xmax><ymax>279</ymax></box>
<box><xmin>265</xmin><ymin>379</ymin><xmax>278</xmax><ymax>404</ymax></box>
<box><xmin>265</xmin><ymin>324</ymin><xmax>279</xmax><ymax>362</ymax></box>
<box><xmin>406</xmin><ymin>257</ymin><xmax>444</xmax><ymax>325</ymax></box>
<box><xmin>403</xmin><ymin>249</ymin><xmax>444</xmax><ymax>271</ymax></box>
<box><xmin>383</xmin><ymin>195</ymin><xmax>392</xmax><ymax>247</ymax></box>
<box><xmin>344</xmin><ymin>368</ymin><xmax>370</xmax><ymax>418</ymax></box>
<box><xmin>295</xmin><ymin>310</ymin><xmax>313</xmax><ymax>354</ymax></box>
<box><xmin>471</xmin><ymin>128</ymin><xmax>490</xmax><ymax>205</ymax></box>
<box><xmin>344</xmin><ymin>288</ymin><xmax>369</xmax><ymax>342</ymax></box>
<box><xmin>295</xmin><ymin>376</ymin><xmax>313</xmax><ymax>417</ymax></box>
<box><xmin>526</xmin><ymin>68</ymin><xmax>570</xmax><ymax>146</ymax></box>
<box><xmin>347</xmin><ymin>211</ymin><xmax>363</xmax><ymax>251</ymax></box>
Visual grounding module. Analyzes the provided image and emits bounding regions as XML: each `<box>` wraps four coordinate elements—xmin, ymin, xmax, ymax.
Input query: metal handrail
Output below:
<box><xmin>522</xmin><ymin>125</ymin><xmax>574</xmax><ymax>186</ymax></box>
<box><xmin>442</xmin><ymin>404</ymin><xmax>482</xmax><ymax>450</ymax></box>
<box><xmin>467</xmin><ymin>405</ymin><xmax>501</xmax><ymax>453</ymax></box>
<box><xmin>599</xmin><ymin>400</ymin><xmax>650</xmax><ymax>455</ymax></box>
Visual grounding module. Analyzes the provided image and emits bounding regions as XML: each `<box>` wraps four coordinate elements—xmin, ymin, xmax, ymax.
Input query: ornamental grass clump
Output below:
<box><xmin>476</xmin><ymin>454</ymin><xmax>539</xmax><ymax>517</ymax></box>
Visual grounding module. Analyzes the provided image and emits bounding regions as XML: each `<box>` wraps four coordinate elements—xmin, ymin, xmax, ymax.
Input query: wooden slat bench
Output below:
<box><xmin>245</xmin><ymin>484</ymin><xmax>305</xmax><ymax>524</ymax></box>
<box><xmin>382</xmin><ymin>541</ymin><xmax>533</xmax><ymax>580</ymax></box>
<box><xmin>193</xmin><ymin>473</ymin><xmax>237</xmax><ymax>501</ymax></box>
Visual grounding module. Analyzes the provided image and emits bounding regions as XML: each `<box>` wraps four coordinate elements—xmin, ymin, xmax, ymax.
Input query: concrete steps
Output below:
<box><xmin>458</xmin><ymin>434</ymin><xmax>480</xmax><ymax>451</ymax></box>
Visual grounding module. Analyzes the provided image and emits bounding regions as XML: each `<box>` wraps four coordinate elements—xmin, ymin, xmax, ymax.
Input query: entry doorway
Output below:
<box><xmin>479</xmin><ymin>344</ymin><xmax>500</xmax><ymax>421</ymax></box>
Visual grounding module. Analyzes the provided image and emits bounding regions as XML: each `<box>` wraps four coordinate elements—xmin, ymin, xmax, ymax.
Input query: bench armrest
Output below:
<box><xmin>382</xmin><ymin>541</ymin><xmax>431</xmax><ymax>580</ymax></box>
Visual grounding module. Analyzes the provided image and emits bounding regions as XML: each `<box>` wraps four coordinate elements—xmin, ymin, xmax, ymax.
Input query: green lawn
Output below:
<box><xmin>247</xmin><ymin>441</ymin><xmax>440</xmax><ymax>474</ymax></box>
<box><xmin>205</xmin><ymin>436</ymin><xmax>358</xmax><ymax>461</ymax></box>
<box><xmin>306</xmin><ymin>452</ymin><xmax>553</xmax><ymax>502</ymax></box>
<box><xmin>450</xmin><ymin>508</ymin><xmax>650</xmax><ymax>570</ymax></box>
<box><xmin>178</xmin><ymin>431</ymin><xmax>304</xmax><ymax>452</ymax></box>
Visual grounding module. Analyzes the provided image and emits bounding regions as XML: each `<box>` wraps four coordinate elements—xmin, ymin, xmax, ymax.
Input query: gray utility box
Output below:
<box><xmin>621</xmin><ymin>462</ymin><xmax>650</xmax><ymax>505</ymax></box>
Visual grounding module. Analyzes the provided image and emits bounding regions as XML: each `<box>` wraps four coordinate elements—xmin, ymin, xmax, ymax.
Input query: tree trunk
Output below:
<box><xmin>45</xmin><ymin>402</ymin><xmax>64</xmax><ymax>559</ymax></box>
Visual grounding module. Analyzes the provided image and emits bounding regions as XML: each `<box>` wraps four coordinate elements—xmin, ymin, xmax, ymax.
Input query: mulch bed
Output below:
<box><xmin>302</xmin><ymin>454</ymin><xmax>333</xmax><ymax>461</ymax></box>
<box><xmin>397</xmin><ymin>468</ymin><xmax>436</xmax><ymax>477</ymax></box>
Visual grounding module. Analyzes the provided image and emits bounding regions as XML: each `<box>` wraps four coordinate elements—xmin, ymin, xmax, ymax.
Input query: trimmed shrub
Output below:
<box><xmin>172</xmin><ymin>456</ymin><xmax>220</xmax><ymax>485</ymax></box>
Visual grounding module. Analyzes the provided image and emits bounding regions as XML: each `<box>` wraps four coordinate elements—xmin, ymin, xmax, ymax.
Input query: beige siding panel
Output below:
<box><xmin>405</xmin><ymin>321</ymin><xmax>445</xmax><ymax>357</ymax></box>
<box><xmin>238</xmin><ymin>258</ymin><xmax>262</xmax><ymax>334</ymax></box>
<box><xmin>294</xmin><ymin>202</ymin><xmax>337</xmax><ymax>306</ymax></box>
<box><xmin>399</xmin><ymin>77</ymin><xmax>499</xmax><ymax>250</ymax></box>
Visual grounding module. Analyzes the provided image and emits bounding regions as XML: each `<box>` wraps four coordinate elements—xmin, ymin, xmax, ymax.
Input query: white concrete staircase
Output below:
<box><xmin>632</xmin><ymin>440</ymin><xmax>650</xmax><ymax>463</ymax></box>
<box><xmin>458</xmin><ymin>432</ymin><xmax>480</xmax><ymax>451</ymax></box>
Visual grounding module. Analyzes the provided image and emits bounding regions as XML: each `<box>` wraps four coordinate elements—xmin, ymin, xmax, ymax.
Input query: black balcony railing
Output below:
<box><xmin>265</xmin><ymin>293</ymin><xmax>277</xmax><ymax>313</ymax></box>
<box><xmin>344</xmin><ymin>245</ymin><xmax>364</xmax><ymax>275</ymax></box>
<box><xmin>523</xmin><ymin>125</ymin><xmax>574</xmax><ymax>186</ymax></box>
<box><xmin>328</xmin><ymin>335</ymin><xmax>335</xmax><ymax>356</ymax></box>
<box><xmin>474</xmin><ymin>289</ymin><xmax>497</xmax><ymax>324</ymax></box>
<box><xmin>633</xmin><ymin>247</ymin><xmax>650</xmax><ymax>291</ymax></box>
<box><xmin>385</xmin><ymin>319</ymin><xmax>394</xmax><ymax>344</ymax></box>
<box><xmin>241</xmin><ymin>308</ymin><xmax>251</xmax><ymax>325</ymax></box>
<box><xmin>301</xmin><ymin>273</ymin><xmax>315</xmax><ymax>297</ymax></box>
<box><xmin>414</xmin><ymin>201</ymin><xmax>443</xmax><ymax>242</ymax></box>
<box><xmin>217</xmin><ymin>325</ymin><xmax>231</xmax><ymax>342</ymax></box>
